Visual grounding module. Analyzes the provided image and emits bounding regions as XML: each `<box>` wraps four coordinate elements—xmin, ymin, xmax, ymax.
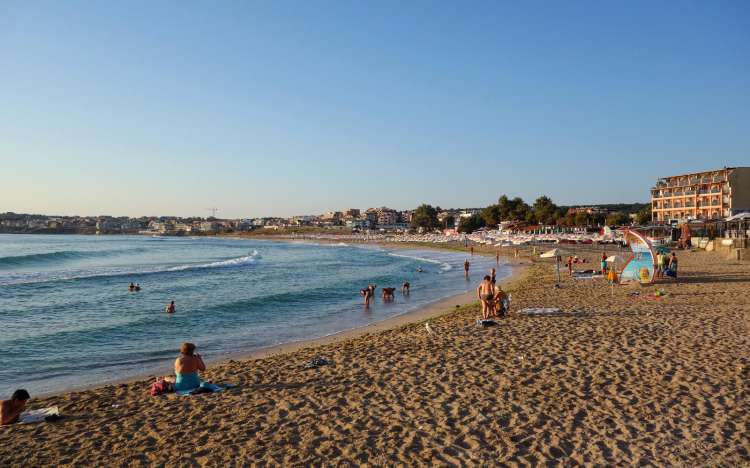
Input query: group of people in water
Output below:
<box><xmin>359</xmin><ymin>282</ymin><xmax>410</xmax><ymax>307</ymax></box>
<box><xmin>127</xmin><ymin>282</ymin><xmax>176</xmax><ymax>314</ymax></box>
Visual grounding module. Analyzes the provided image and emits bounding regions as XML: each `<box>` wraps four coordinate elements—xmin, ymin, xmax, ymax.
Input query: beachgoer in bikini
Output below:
<box><xmin>1</xmin><ymin>389</ymin><xmax>30</xmax><ymax>425</ymax></box>
<box><xmin>477</xmin><ymin>275</ymin><xmax>495</xmax><ymax>319</ymax></box>
<box><xmin>169</xmin><ymin>343</ymin><xmax>206</xmax><ymax>393</ymax></box>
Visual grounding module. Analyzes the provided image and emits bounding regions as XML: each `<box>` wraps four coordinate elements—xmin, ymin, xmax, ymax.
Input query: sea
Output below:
<box><xmin>0</xmin><ymin>234</ymin><xmax>507</xmax><ymax>396</ymax></box>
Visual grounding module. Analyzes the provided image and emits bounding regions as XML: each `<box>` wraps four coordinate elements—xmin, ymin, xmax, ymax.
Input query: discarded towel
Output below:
<box><xmin>20</xmin><ymin>407</ymin><xmax>60</xmax><ymax>424</ymax></box>
<box><xmin>304</xmin><ymin>357</ymin><xmax>332</xmax><ymax>369</ymax></box>
<box><xmin>476</xmin><ymin>319</ymin><xmax>498</xmax><ymax>327</ymax></box>
<box><xmin>518</xmin><ymin>307</ymin><xmax>562</xmax><ymax>315</ymax></box>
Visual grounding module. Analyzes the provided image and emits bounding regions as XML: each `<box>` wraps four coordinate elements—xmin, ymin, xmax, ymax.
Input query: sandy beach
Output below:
<box><xmin>2</xmin><ymin>246</ymin><xmax>749</xmax><ymax>466</ymax></box>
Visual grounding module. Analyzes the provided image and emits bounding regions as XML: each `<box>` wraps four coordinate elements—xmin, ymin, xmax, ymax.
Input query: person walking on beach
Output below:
<box><xmin>668</xmin><ymin>252</ymin><xmax>678</xmax><ymax>278</ymax></box>
<box><xmin>656</xmin><ymin>252</ymin><xmax>665</xmax><ymax>279</ymax></box>
<box><xmin>600</xmin><ymin>253</ymin><xmax>607</xmax><ymax>276</ymax></box>
<box><xmin>1</xmin><ymin>389</ymin><xmax>30</xmax><ymax>425</ymax></box>
<box><xmin>477</xmin><ymin>275</ymin><xmax>495</xmax><ymax>319</ymax></box>
<box><xmin>166</xmin><ymin>300</ymin><xmax>175</xmax><ymax>314</ymax></box>
<box><xmin>464</xmin><ymin>260</ymin><xmax>470</xmax><ymax>278</ymax></box>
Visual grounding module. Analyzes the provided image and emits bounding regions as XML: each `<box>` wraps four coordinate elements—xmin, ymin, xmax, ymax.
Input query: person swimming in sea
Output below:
<box><xmin>128</xmin><ymin>282</ymin><xmax>135</xmax><ymax>291</ymax></box>
<box><xmin>402</xmin><ymin>282</ymin><xmax>410</xmax><ymax>294</ymax></box>
<box><xmin>166</xmin><ymin>300</ymin><xmax>175</xmax><ymax>314</ymax></box>
<box><xmin>416</xmin><ymin>267</ymin><xmax>424</xmax><ymax>273</ymax></box>
<box><xmin>134</xmin><ymin>283</ymin><xmax>141</xmax><ymax>292</ymax></box>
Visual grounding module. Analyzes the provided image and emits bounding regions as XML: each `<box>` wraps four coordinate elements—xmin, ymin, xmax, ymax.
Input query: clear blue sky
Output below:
<box><xmin>1</xmin><ymin>1</ymin><xmax>748</xmax><ymax>218</ymax></box>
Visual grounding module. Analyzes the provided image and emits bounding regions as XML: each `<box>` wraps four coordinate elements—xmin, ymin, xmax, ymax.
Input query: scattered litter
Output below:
<box><xmin>425</xmin><ymin>322</ymin><xmax>435</xmax><ymax>335</ymax></box>
<box><xmin>111</xmin><ymin>404</ymin><xmax>121</xmax><ymax>408</ymax></box>
<box><xmin>304</xmin><ymin>356</ymin><xmax>332</xmax><ymax>369</ymax></box>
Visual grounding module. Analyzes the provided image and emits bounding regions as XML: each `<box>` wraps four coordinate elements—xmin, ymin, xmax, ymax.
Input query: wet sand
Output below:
<box><xmin>1</xmin><ymin>247</ymin><xmax>748</xmax><ymax>466</ymax></box>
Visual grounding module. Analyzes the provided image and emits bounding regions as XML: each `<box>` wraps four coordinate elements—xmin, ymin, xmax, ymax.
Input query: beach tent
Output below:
<box><xmin>619</xmin><ymin>230</ymin><xmax>656</xmax><ymax>284</ymax></box>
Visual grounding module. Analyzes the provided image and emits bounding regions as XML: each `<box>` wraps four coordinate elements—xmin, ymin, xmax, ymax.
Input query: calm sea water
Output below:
<box><xmin>0</xmin><ymin>234</ymin><xmax>506</xmax><ymax>396</ymax></box>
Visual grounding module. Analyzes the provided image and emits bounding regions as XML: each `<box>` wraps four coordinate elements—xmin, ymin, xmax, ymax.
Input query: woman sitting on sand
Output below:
<box><xmin>170</xmin><ymin>342</ymin><xmax>206</xmax><ymax>392</ymax></box>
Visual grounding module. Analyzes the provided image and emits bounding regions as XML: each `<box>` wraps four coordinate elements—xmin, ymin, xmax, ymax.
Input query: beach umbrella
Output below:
<box><xmin>540</xmin><ymin>248</ymin><xmax>567</xmax><ymax>285</ymax></box>
<box><xmin>539</xmin><ymin>248</ymin><xmax>561</xmax><ymax>258</ymax></box>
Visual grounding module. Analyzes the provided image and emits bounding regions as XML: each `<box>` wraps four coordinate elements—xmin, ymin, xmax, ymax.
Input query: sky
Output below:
<box><xmin>1</xmin><ymin>1</ymin><xmax>748</xmax><ymax>218</ymax></box>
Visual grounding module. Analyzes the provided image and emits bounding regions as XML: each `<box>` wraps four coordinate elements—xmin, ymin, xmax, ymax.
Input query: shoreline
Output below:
<box><xmin>31</xmin><ymin>242</ymin><xmax>525</xmax><ymax>399</ymax></box>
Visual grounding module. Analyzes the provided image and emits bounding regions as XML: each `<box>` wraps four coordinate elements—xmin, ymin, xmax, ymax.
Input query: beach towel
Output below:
<box><xmin>518</xmin><ymin>308</ymin><xmax>562</xmax><ymax>316</ymax></box>
<box><xmin>176</xmin><ymin>382</ymin><xmax>225</xmax><ymax>396</ymax></box>
<box><xmin>19</xmin><ymin>406</ymin><xmax>60</xmax><ymax>424</ymax></box>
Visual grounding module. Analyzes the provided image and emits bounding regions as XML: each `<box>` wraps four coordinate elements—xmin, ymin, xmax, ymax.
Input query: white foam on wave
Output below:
<box><xmin>387</xmin><ymin>252</ymin><xmax>452</xmax><ymax>272</ymax></box>
<box><xmin>1</xmin><ymin>250</ymin><xmax>262</xmax><ymax>286</ymax></box>
<box><xmin>167</xmin><ymin>250</ymin><xmax>260</xmax><ymax>271</ymax></box>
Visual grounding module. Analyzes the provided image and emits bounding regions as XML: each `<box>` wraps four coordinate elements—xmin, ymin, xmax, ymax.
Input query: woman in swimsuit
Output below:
<box><xmin>173</xmin><ymin>342</ymin><xmax>206</xmax><ymax>392</ymax></box>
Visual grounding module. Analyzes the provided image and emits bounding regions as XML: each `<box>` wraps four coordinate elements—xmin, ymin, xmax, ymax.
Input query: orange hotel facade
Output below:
<box><xmin>651</xmin><ymin>167</ymin><xmax>750</xmax><ymax>224</ymax></box>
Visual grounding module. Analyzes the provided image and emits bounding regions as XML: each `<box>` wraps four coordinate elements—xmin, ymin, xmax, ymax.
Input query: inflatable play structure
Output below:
<box><xmin>619</xmin><ymin>230</ymin><xmax>656</xmax><ymax>284</ymax></box>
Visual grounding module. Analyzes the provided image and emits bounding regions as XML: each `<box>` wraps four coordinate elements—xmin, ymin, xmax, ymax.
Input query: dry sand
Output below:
<box><xmin>1</xmin><ymin>247</ymin><xmax>749</xmax><ymax>466</ymax></box>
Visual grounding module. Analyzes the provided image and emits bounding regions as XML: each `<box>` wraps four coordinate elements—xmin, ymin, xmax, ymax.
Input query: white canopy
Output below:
<box><xmin>606</xmin><ymin>255</ymin><xmax>625</xmax><ymax>263</ymax></box>
<box><xmin>540</xmin><ymin>248</ymin><xmax>562</xmax><ymax>258</ymax></box>
<box><xmin>726</xmin><ymin>212</ymin><xmax>750</xmax><ymax>221</ymax></box>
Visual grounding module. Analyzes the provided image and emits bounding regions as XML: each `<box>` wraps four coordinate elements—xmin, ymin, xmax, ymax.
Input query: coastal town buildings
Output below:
<box><xmin>651</xmin><ymin>167</ymin><xmax>750</xmax><ymax>223</ymax></box>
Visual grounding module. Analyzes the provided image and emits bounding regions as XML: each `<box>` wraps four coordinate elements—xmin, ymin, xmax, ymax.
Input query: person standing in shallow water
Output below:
<box><xmin>166</xmin><ymin>301</ymin><xmax>175</xmax><ymax>314</ymax></box>
<box><xmin>464</xmin><ymin>260</ymin><xmax>470</xmax><ymax>279</ymax></box>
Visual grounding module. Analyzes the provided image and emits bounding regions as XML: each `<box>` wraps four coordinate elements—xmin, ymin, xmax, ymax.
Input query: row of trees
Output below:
<box><xmin>411</xmin><ymin>197</ymin><xmax>651</xmax><ymax>233</ymax></box>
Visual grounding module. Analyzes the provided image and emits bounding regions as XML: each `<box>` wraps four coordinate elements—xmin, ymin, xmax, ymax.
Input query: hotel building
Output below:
<box><xmin>651</xmin><ymin>167</ymin><xmax>750</xmax><ymax>223</ymax></box>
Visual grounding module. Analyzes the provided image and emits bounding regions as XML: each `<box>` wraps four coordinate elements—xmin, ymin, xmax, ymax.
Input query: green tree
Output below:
<box><xmin>457</xmin><ymin>214</ymin><xmax>486</xmax><ymax>233</ymax></box>
<box><xmin>635</xmin><ymin>205</ymin><xmax>652</xmax><ymax>225</ymax></box>
<box><xmin>481</xmin><ymin>204</ymin><xmax>502</xmax><ymax>228</ymax></box>
<box><xmin>574</xmin><ymin>212</ymin><xmax>589</xmax><ymax>226</ymax></box>
<box><xmin>605</xmin><ymin>211</ymin><xmax>630</xmax><ymax>226</ymax></box>
<box><xmin>532</xmin><ymin>195</ymin><xmax>558</xmax><ymax>225</ymax></box>
<box><xmin>443</xmin><ymin>215</ymin><xmax>456</xmax><ymax>228</ymax></box>
<box><xmin>411</xmin><ymin>204</ymin><xmax>439</xmax><ymax>231</ymax></box>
